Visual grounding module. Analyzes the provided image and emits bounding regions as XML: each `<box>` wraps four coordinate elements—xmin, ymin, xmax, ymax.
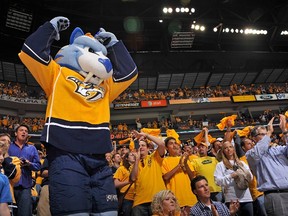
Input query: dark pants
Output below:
<box><xmin>47</xmin><ymin>146</ymin><xmax>118</xmax><ymax>216</ymax></box>
<box><xmin>120</xmin><ymin>199</ymin><xmax>133</xmax><ymax>216</ymax></box>
<box><xmin>14</xmin><ymin>187</ymin><xmax>32</xmax><ymax>216</ymax></box>
<box><xmin>253</xmin><ymin>195</ymin><xmax>267</xmax><ymax>216</ymax></box>
<box><xmin>264</xmin><ymin>192</ymin><xmax>288</xmax><ymax>216</ymax></box>
<box><xmin>131</xmin><ymin>203</ymin><xmax>152</xmax><ymax>216</ymax></box>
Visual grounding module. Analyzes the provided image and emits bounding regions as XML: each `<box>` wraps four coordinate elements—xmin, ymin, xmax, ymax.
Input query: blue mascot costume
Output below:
<box><xmin>19</xmin><ymin>17</ymin><xmax>138</xmax><ymax>216</ymax></box>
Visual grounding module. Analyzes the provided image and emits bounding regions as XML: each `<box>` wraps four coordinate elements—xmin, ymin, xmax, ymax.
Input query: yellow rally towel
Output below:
<box><xmin>140</xmin><ymin>128</ymin><xmax>161</xmax><ymax>137</ymax></box>
<box><xmin>118</xmin><ymin>138</ymin><xmax>131</xmax><ymax>145</ymax></box>
<box><xmin>129</xmin><ymin>139</ymin><xmax>135</xmax><ymax>151</ymax></box>
<box><xmin>210</xmin><ymin>137</ymin><xmax>217</xmax><ymax>144</ymax></box>
<box><xmin>236</xmin><ymin>126</ymin><xmax>254</xmax><ymax>137</ymax></box>
<box><xmin>118</xmin><ymin>138</ymin><xmax>135</xmax><ymax>151</ymax></box>
<box><xmin>193</xmin><ymin>131</ymin><xmax>214</xmax><ymax>144</ymax></box>
<box><xmin>216</xmin><ymin>114</ymin><xmax>238</xmax><ymax>131</ymax></box>
<box><xmin>166</xmin><ymin>129</ymin><xmax>181</xmax><ymax>145</ymax></box>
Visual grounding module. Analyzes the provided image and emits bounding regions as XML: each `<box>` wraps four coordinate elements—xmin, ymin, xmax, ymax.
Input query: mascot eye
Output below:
<box><xmin>88</xmin><ymin>48</ymin><xmax>96</xmax><ymax>53</ymax></box>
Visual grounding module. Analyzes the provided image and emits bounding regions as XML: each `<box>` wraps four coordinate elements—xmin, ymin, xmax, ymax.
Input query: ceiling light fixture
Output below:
<box><xmin>191</xmin><ymin>24</ymin><xmax>205</xmax><ymax>31</ymax></box>
<box><xmin>217</xmin><ymin>26</ymin><xmax>267</xmax><ymax>35</ymax></box>
<box><xmin>280</xmin><ymin>30</ymin><xmax>288</xmax><ymax>35</ymax></box>
<box><xmin>163</xmin><ymin>7</ymin><xmax>195</xmax><ymax>14</ymax></box>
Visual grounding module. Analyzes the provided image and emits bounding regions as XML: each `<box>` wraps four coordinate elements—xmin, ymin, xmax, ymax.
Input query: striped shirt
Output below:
<box><xmin>190</xmin><ymin>200</ymin><xmax>230</xmax><ymax>216</ymax></box>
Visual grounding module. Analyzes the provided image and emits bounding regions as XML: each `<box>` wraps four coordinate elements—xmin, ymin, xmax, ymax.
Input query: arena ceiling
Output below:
<box><xmin>0</xmin><ymin>0</ymin><xmax>288</xmax><ymax>89</ymax></box>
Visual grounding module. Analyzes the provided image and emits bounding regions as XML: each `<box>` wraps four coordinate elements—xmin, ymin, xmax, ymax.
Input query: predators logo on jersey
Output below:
<box><xmin>67</xmin><ymin>76</ymin><xmax>105</xmax><ymax>102</ymax></box>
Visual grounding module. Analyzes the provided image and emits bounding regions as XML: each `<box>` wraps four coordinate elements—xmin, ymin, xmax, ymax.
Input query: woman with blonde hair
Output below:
<box><xmin>151</xmin><ymin>190</ymin><xmax>181</xmax><ymax>216</ymax></box>
<box><xmin>214</xmin><ymin>141</ymin><xmax>253</xmax><ymax>216</ymax></box>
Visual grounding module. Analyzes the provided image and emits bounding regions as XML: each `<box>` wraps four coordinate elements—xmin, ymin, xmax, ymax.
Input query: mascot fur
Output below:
<box><xmin>19</xmin><ymin>16</ymin><xmax>138</xmax><ymax>216</ymax></box>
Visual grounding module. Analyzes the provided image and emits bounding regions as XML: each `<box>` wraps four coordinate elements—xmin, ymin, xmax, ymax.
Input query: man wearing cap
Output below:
<box><xmin>208</xmin><ymin>137</ymin><xmax>223</xmax><ymax>161</ymax></box>
<box><xmin>191</xmin><ymin>137</ymin><xmax>222</xmax><ymax>201</ymax></box>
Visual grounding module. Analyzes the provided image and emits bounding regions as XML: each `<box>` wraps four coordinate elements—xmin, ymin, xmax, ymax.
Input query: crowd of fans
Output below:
<box><xmin>104</xmin><ymin>114</ymin><xmax>288</xmax><ymax>216</ymax></box>
<box><xmin>0</xmin><ymin>115</ymin><xmax>45</xmax><ymax>135</ymax></box>
<box><xmin>0</xmin><ymin>108</ymin><xmax>282</xmax><ymax>143</ymax></box>
<box><xmin>0</xmin><ymin>80</ymin><xmax>287</xmax><ymax>216</ymax></box>
<box><xmin>0</xmin><ymin>81</ymin><xmax>287</xmax><ymax>102</ymax></box>
<box><xmin>113</xmin><ymin>82</ymin><xmax>288</xmax><ymax>102</ymax></box>
<box><xmin>0</xmin><ymin>108</ymin><xmax>284</xmax><ymax>144</ymax></box>
<box><xmin>1</xmin><ymin>113</ymin><xmax>288</xmax><ymax>215</ymax></box>
<box><xmin>0</xmin><ymin>81</ymin><xmax>286</xmax><ymax>139</ymax></box>
<box><xmin>0</xmin><ymin>82</ymin><xmax>46</xmax><ymax>100</ymax></box>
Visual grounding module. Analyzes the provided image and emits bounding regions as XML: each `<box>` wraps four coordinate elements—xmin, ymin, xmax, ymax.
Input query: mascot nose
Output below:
<box><xmin>98</xmin><ymin>58</ymin><xmax>113</xmax><ymax>73</ymax></box>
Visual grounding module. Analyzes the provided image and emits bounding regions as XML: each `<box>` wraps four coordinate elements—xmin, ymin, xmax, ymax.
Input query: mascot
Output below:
<box><xmin>19</xmin><ymin>16</ymin><xmax>138</xmax><ymax>216</ymax></box>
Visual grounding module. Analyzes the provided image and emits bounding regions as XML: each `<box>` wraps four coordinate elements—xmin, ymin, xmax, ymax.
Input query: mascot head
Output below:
<box><xmin>55</xmin><ymin>27</ymin><xmax>113</xmax><ymax>85</ymax></box>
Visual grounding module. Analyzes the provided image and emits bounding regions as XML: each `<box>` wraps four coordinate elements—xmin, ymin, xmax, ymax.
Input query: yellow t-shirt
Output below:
<box><xmin>188</xmin><ymin>154</ymin><xmax>199</xmax><ymax>161</ymax></box>
<box><xmin>133</xmin><ymin>151</ymin><xmax>166</xmax><ymax>207</ymax></box>
<box><xmin>191</xmin><ymin>156</ymin><xmax>221</xmax><ymax>193</ymax></box>
<box><xmin>162</xmin><ymin>156</ymin><xmax>197</xmax><ymax>207</ymax></box>
<box><xmin>113</xmin><ymin>165</ymin><xmax>135</xmax><ymax>201</ymax></box>
<box><xmin>240</xmin><ymin>155</ymin><xmax>263</xmax><ymax>200</ymax></box>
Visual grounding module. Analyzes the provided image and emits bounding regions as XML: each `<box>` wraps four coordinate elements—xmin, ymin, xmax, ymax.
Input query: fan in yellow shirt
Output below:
<box><xmin>162</xmin><ymin>137</ymin><xmax>197</xmax><ymax>215</ymax></box>
<box><xmin>130</xmin><ymin>130</ymin><xmax>166</xmax><ymax>216</ymax></box>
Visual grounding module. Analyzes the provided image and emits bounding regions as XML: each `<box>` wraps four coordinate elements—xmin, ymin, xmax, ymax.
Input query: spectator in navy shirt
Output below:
<box><xmin>8</xmin><ymin>124</ymin><xmax>41</xmax><ymax>216</ymax></box>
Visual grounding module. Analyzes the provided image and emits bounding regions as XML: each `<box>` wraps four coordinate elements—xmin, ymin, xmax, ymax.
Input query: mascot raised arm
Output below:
<box><xmin>19</xmin><ymin>16</ymin><xmax>138</xmax><ymax>216</ymax></box>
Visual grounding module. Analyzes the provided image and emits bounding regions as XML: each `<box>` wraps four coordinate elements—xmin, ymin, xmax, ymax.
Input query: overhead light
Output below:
<box><xmin>191</xmin><ymin>23</ymin><xmax>205</xmax><ymax>31</ymax></box>
<box><xmin>218</xmin><ymin>26</ymin><xmax>267</xmax><ymax>35</ymax></box>
<box><xmin>280</xmin><ymin>30</ymin><xmax>288</xmax><ymax>35</ymax></box>
<box><xmin>212</xmin><ymin>23</ymin><xmax>223</xmax><ymax>32</ymax></box>
<box><xmin>244</xmin><ymin>28</ymin><xmax>267</xmax><ymax>35</ymax></box>
<box><xmin>6</xmin><ymin>6</ymin><xmax>33</xmax><ymax>32</ymax></box>
<box><xmin>163</xmin><ymin>7</ymin><xmax>173</xmax><ymax>14</ymax></box>
<box><xmin>163</xmin><ymin>7</ymin><xmax>195</xmax><ymax>14</ymax></box>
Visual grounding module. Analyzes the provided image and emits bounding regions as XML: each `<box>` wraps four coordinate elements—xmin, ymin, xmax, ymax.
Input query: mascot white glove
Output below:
<box><xmin>50</xmin><ymin>16</ymin><xmax>70</xmax><ymax>41</ymax></box>
<box><xmin>95</xmin><ymin>28</ymin><xmax>118</xmax><ymax>48</ymax></box>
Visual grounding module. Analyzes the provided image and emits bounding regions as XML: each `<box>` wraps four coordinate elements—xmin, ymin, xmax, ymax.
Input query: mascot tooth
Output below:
<box><xmin>84</xmin><ymin>71</ymin><xmax>95</xmax><ymax>82</ymax></box>
<box><xmin>19</xmin><ymin>16</ymin><xmax>138</xmax><ymax>215</ymax></box>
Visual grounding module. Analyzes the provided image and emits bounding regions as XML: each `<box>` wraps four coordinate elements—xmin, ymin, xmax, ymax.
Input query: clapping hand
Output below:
<box><xmin>229</xmin><ymin>200</ymin><xmax>240</xmax><ymax>216</ymax></box>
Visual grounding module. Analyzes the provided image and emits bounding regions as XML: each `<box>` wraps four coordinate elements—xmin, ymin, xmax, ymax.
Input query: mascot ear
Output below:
<box><xmin>70</xmin><ymin>27</ymin><xmax>84</xmax><ymax>44</ymax></box>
